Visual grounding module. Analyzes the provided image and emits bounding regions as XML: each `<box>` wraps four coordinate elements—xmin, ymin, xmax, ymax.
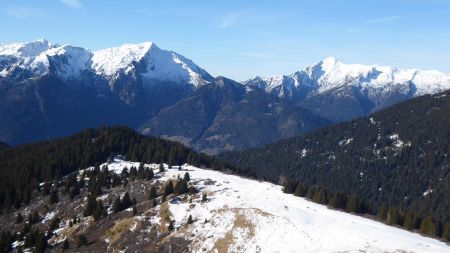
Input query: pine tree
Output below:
<box><xmin>93</xmin><ymin>200</ymin><xmax>104</xmax><ymax>221</ymax></box>
<box><xmin>159</xmin><ymin>163</ymin><xmax>165</xmax><ymax>173</ymax></box>
<box><xmin>377</xmin><ymin>203</ymin><xmax>389</xmax><ymax>221</ymax></box>
<box><xmin>62</xmin><ymin>239</ymin><xmax>70</xmax><ymax>250</ymax></box>
<box><xmin>168</xmin><ymin>220</ymin><xmax>174</xmax><ymax>231</ymax></box>
<box><xmin>345</xmin><ymin>195</ymin><xmax>360</xmax><ymax>213</ymax></box>
<box><xmin>175</xmin><ymin>178</ymin><xmax>188</xmax><ymax>195</ymax></box>
<box><xmin>69</xmin><ymin>184</ymin><xmax>80</xmax><ymax>199</ymax></box>
<box><xmin>329</xmin><ymin>192</ymin><xmax>348</xmax><ymax>210</ymax></box>
<box><xmin>183</xmin><ymin>172</ymin><xmax>190</xmax><ymax>182</ymax></box>
<box><xmin>403</xmin><ymin>213</ymin><xmax>416</xmax><ymax>230</ymax></box>
<box><xmin>83</xmin><ymin>196</ymin><xmax>97</xmax><ymax>217</ymax></box>
<box><xmin>187</xmin><ymin>214</ymin><xmax>193</xmax><ymax>224</ymax></box>
<box><xmin>121</xmin><ymin>192</ymin><xmax>132</xmax><ymax>210</ymax></box>
<box><xmin>164</xmin><ymin>180</ymin><xmax>174</xmax><ymax>196</ymax></box>
<box><xmin>442</xmin><ymin>222</ymin><xmax>450</xmax><ymax>241</ymax></box>
<box><xmin>202</xmin><ymin>193</ymin><xmax>207</xmax><ymax>202</ymax></box>
<box><xmin>76</xmin><ymin>234</ymin><xmax>88</xmax><ymax>248</ymax></box>
<box><xmin>420</xmin><ymin>216</ymin><xmax>436</xmax><ymax>236</ymax></box>
<box><xmin>146</xmin><ymin>168</ymin><xmax>154</xmax><ymax>181</ymax></box>
<box><xmin>33</xmin><ymin>232</ymin><xmax>47</xmax><ymax>253</ymax></box>
<box><xmin>294</xmin><ymin>182</ymin><xmax>308</xmax><ymax>197</ymax></box>
<box><xmin>16</xmin><ymin>212</ymin><xmax>23</xmax><ymax>223</ymax></box>
<box><xmin>148</xmin><ymin>186</ymin><xmax>158</xmax><ymax>200</ymax></box>
<box><xmin>112</xmin><ymin>196</ymin><xmax>122</xmax><ymax>214</ymax></box>
<box><xmin>48</xmin><ymin>190</ymin><xmax>59</xmax><ymax>205</ymax></box>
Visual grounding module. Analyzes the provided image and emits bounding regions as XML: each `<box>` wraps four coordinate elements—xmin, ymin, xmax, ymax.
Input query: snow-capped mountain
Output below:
<box><xmin>245</xmin><ymin>57</ymin><xmax>450</xmax><ymax>122</ymax></box>
<box><xmin>0</xmin><ymin>39</ymin><xmax>214</xmax><ymax>145</ymax></box>
<box><xmin>91</xmin><ymin>42</ymin><xmax>212</xmax><ymax>86</ymax></box>
<box><xmin>0</xmin><ymin>39</ymin><xmax>213</xmax><ymax>86</ymax></box>
<box><xmin>0</xmin><ymin>39</ymin><xmax>92</xmax><ymax>80</ymax></box>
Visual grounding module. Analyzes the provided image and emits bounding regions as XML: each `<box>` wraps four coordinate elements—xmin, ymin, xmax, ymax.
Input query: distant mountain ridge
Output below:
<box><xmin>141</xmin><ymin>77</ymin><xmax>331</xmax><ymax>154</ymax></box>
<box><xmin>1</xmin><ymin>39</ymin><xmax>450</xmax><ymax>152</ymax></box>
<box><xmin>245</xmin><ymin>57</ymin><xmax>450</xmax><ymax>122</ymax></box>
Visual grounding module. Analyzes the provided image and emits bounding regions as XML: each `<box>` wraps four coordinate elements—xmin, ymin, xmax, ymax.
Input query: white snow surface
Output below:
<box><xmin>0</xmin><ymin>39</ymin><xmax>212</xmax><ymax>86</ymax></box>
<box><xmin>245</xmin><ymin>57</ymin><xmax>450</xmax><ymax>98</ymax></box>
<box><xmin>88</xmin><ymin>157</ymin><xmax>448</xmax><ymax>253</ymax></box>
<box><xmin>91</xmin><ymin>42</ymin><xmax>211</xmax><ymax>86</ymax></box>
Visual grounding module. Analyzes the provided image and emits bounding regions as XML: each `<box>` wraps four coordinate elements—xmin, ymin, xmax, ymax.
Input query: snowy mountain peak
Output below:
<box><xmin>246</xmin><ymin>58</ymin><xmax>450</xmax><ymax>98</ymax></box>
<box><xmin>0</xmin><ymin>39</ymin><xmax>58</xmax><ymax>58</ymax></box>
<box><xmin>91</xmin><ymin>41</ymin><xmax>213</xmax><ymax>86</ymax></box>
<box><xmin>0</xmin><ymin>40</ymin><xmax>213</xmax><ymax>87</ymax></box>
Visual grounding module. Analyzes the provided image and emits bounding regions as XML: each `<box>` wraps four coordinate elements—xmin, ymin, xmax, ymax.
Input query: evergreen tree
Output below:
<box><xmin>159</xmin><ymin>163</ymin><xmax>165</xmax><ymax>173</ymax></box>
<box><xmin>112</xmin><ymin>196</ymin><xmax>122</xmax><ymax>214</ymax></box>
<box><xmin>183</xmin><ymin>172</ymin><xmax>190</xmax><ymax>182</ymax></box>
<box><xmin>294</xmin><ymin>182</ymin><xmax>308</xmax><ymax>197</ymax></box>
<box><xmin>62</xmin><ymin>238</ymin><xmax>70</xmax><ymax>250</ymax></box>
<box><xmin>329</xmin><ymin>192</ymin><xmax>348</xmax><ymax>210</ymax></box>
<box><xmin>202</xmin><ymin>193</ymin><xmax>208</xmax><ymax>202</ymax></box>
<box><xmin>164</xmin><ymin>180</ymin><xmax>174</xmax><ymax>196</ymax></box>
<box><xmin>76</xmin><ymin>234</ymin><xmax>88</xmax><ymax>248</ymax></box>
<box><xmin>121</xmin><ymin>192</ymin><xmax>132</xmax><ymax>210</ymax></box>
<box><xmin>377</xmin><ymin>203</ymin><xmax>389</xmax><ymax>221</ymax></box>
<box><xmin>148</xmin><ymin>186</ymin><xmax>158</xmax><ymax>200</ymax></box>
<box><xmin>93</xmin><ymin>200</ymin><xmax>104</xmax><ymax>221</ymax></box>
<box><xmin>187</xmin><ymin>214</ymin><xmax>193</xmax><ymax>224</ymax></box>
<box><xmin>442</xmin><ymin>222</ymin><xmax>450</xmax><ymax>241</ymax></box>
<box><xmin>48</xmin><ymin>190</ymin><xmax>59</xmax><ymax>205</ymax></box>
<box><xmin>146</xmin><ymin>168</ymin><xmax>154</xmax><ymax>181</ymax></box>
<box><xmin>312</xmin><ymin>187</ymin><xmax>328</xmax><ymax>204</ymax></box>
<box><xmin>175</xmin><ymin>178</ymin><xmax>188</xmax><ymax>195</ymax></box>
<box><xmin>83</xmin><ymin>196</ymin><xmax>97</xmax><ymax>217</ymax></box>
<box><xmin>420</xmin><ymin>216</ymin><xmax>436</xmax><ymax>236</ymax></box>
<box><xmin>33</xmin><ymin>232</ymin><xmax>47</xmax><ymax>253</ymax></box>
<box><xmin>345</xmin><ymin>195</ymin><xmax>360</xmax><ymax>213</ymax></box>
<box><xmin>69</xmin><ymin>184</ymin><xmax>80</xmax><ymax>199</ymax></box>
<box><xmin>168</xmin><ymin>220</ymin><xmax>174</xmax><ymax>231</ymax></box>
<box><xmin>16</xmin><ymin>212</ymin><xmax>23</xmax><ymax>224</ymax></box>
<box><xmin>403</xmin><ymin>213</ymin><xmax>416</xmax><ymax>230</ymax></box>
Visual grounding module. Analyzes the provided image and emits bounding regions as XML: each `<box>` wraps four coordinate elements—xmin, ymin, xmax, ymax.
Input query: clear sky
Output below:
<box><xmin>1</xmin><ymin>0</ymin><xmax>450</xmax><ymax>80</ymax></box>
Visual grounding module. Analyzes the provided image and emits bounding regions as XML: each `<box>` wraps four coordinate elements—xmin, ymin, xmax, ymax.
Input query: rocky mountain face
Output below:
<box><xmin>0</xmin><ymin>40</ymin><xmax>213</xmax><ymax>145</ymax></box>
<box><xmin>140</xmin><ymin>77</ymin><xmax>331</xmax><ymax>154</ymax></box>
<box><xmin>245</xmin><ymin>57</ymin><xmax>450</xmax><ymax>122</ymax></box>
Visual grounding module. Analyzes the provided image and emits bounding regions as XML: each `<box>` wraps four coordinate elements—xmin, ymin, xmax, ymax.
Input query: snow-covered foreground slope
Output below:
<box><xmin>103</xmin><ymin>159</ymin><xmax>450</xmax><ymax>253</ymax></box>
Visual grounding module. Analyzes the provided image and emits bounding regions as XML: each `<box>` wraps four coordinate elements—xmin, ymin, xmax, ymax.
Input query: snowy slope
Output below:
<box><xmin>245</xmin><ymin>57</ymin><xmax>450</xmax><ymax>98</ymax></box>
<box><xmin>0</xmin><ymin>39</ymin><xmax>213</xmax><ymax>86</ymax></box>
<box><xmin>98</xmin><ymin>159</ymin><xmax>450</xmax><ymax>253</ymax></box>
<box><xmin>92</xmin><ymin>42</ymin><xmax>213</xmax><ymax>86</ymax></box>
<box><xmin>0</xmin><ymin>39</ymin><xmax>92</xmax><ymax>80</ymax></box>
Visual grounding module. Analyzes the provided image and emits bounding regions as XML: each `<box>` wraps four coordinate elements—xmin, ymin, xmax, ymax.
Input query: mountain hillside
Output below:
<box><xmin>140</xmin><ymin>77</ymin><xmax>331</xmax><ymax>154</ymax></box>
<box><xmin>222</xmin><ymin>90</ymin><xmax>450</xmax><ymax>225</ymax></box>
<box><xmin>0</xmin><ymin>126</ymin><xmax>226</xmax><ymax>211</ymax></box>
<box><xmin>0</xmin><ymin>40</ymin><xmax>213</xmax><ymax>145</ymax></box>
<box><xmin>1</xmin><ymin>159</ymin><xmax>448</xmax><ymax>252</ymax></box>
<box><xmin>245</xmin><ymin>57</ymin><xmax>450</xmax><ymax>122</ymax></box>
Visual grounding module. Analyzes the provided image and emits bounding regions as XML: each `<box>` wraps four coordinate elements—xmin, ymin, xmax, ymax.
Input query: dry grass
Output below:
<box><xmin>211</xmin><ymin>208</ymin><xmax>266</xmax><ymax>253</ymax></box>
<box><xmin>103</xmin><ymin>217</ymin><xmax>135</xmax><ymax>244</ymax></box>
<box><xmin>159</xmin><ymin>202</ymin><xmax>172</xmax><ymax>231</ymax></box>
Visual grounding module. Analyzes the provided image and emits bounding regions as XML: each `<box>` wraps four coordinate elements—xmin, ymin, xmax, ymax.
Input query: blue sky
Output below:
<box><xmin>1</xmin><ymin>0</ymin><xmax>450</xmax><ymax>80</ymax></box>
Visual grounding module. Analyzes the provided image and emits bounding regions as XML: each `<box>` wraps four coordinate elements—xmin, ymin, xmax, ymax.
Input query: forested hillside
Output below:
<box><xmin>0</xmin><ymin>127</ymin><xmax>227</xmax><ymax>211</ymax></box>
<box><xmin>222</xmin><ymin>90</ymin><xmax>450</xmax><ymax>239</ymax></box>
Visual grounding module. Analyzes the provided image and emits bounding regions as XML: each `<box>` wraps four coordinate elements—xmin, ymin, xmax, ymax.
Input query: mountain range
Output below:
<box><xmin>1</xmin><ymin>39</ymin><xmax>450</xmax><ymax>153</ymax></box>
